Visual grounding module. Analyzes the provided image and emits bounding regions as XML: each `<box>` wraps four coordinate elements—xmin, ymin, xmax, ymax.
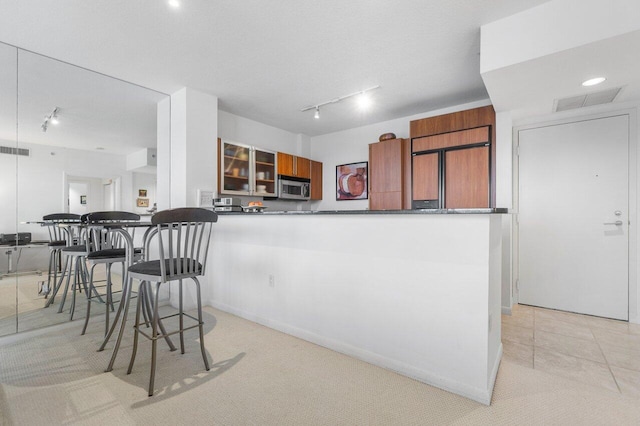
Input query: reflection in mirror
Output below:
<box><xmin>0</xmin><ymin>47</ymin><xmax>169</xmax><ymax>335</ymax></box>
<box><xmin>0</xmin><ymin>42</ymin><xmax>18</xmax><ymax>336</ymax></box>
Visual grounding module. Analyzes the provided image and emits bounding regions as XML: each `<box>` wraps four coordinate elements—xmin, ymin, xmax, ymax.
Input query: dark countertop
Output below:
<box><xmin>217</xmin><ymin>208</ymin><xmax>508</xmax><ymax>216</ymax></box>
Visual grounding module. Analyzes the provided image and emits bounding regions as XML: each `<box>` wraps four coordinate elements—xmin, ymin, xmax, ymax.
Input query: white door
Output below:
<box><xmin>518</xmin><ymin>115</ymin><xmax>629</xmax><ymax>320</ymax></box>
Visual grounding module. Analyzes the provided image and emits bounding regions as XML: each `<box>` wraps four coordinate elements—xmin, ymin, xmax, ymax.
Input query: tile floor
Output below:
<box><xmin>502</xmin><ymin>304</ymin><xmax>640</xmax><ymax>397</ymax></box>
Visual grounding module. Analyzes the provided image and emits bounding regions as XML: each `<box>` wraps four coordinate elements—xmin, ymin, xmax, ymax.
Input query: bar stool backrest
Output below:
<box><xmin>86</xmin><ymin>211</ymin><xmax>141</xmax><ymax>252</ymax></box>
<box><xmin>42</xmin><ymin>213</ymin><xmax>81</xmax><ymax>245</ymax></box>
<box><xmin>149</xmin><ymin>208</ymin><xmax>218</xmax><ymax>281</ymax></box>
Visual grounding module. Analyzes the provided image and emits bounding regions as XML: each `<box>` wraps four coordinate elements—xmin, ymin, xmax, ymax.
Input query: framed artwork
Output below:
<box><xmin>80</xmin><ymin>195</ymin><xmax>87</xmax><ymax>205</ymax></box>
<box><xmin>136</xmin><ymin>198</ymin><xmax>149</xmax><ymax>207</ymax></box>
<box><xmin>138</xmin><ymin>189</ymin><xmax>147</xmax><ymax>197</ymax></box>
<box><xmin>336</xmin><ymin>162</ymin><xmax>368</xmax><ymax>200</ymax></box>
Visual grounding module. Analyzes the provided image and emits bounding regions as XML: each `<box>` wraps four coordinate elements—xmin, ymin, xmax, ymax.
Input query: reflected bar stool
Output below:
<box><xmin>47</xmin><ymin>214</ymin><xmax>91</xmax><ymax>318</ymax></box>
<box><xmin>42</xmin><ymin>213</ymin><xmax>80</xmax><ymax>298</ymax></box>
<box><xmin>81</xmin><ymin>211</ymin><xmax>141</xmax><ymax>336</ymax></box>
<box><xmin>127</xmin><ymin>207</ymin><xmax>217</xmax><ymax>396</ymax></box>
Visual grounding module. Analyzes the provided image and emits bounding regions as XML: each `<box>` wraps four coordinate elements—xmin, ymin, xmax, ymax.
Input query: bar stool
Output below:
<box><xmin>41</xmin><ymin>213</ymin><xmax>80</xmax><ymax>298</ymax></box>
<box><xmin>46</xmin><ymin>214</ymin><xmax>90</xmax><ymax>318</ymax></box>
<box><xmin>126</xmin><ymin>207</ymin><xmax>217</xmax><ymax>396</ymax></box>
<box><xmin>81</xmin><ymin>211</ymin><xmax>142</xmax><ymax>336</ymax></box>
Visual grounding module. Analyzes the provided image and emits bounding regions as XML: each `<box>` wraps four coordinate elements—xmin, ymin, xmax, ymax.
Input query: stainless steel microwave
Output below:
<box><xmin>278</xmin><ymin>176</ymin><xmax>310</xmax><ymax>200</ymax></box>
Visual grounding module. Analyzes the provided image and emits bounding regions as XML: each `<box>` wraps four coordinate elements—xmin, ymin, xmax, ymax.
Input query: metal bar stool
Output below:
<box><xmin>126</xmin><ymin>207</ymin><xmax>217</xmax><ymax>396</ymax></box>
<box><xmin>41</xmin><ymin>213</ymin><xmax>80</xmax><ymax>299</ymax></box>
<box><xmin>81</xmin><ymin>211</ymin><xmax>142</xmax><ymax>336</ymax></box>
<box><xmin>45</xmin><ymin>215</ymin><xmax>91</xmax><ymax>315</ymax></box>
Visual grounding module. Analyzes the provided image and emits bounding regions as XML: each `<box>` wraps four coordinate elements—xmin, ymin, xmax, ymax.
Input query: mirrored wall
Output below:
<box><xmin>0</xmin><ymin>43</ymin><xmax>170</xmax><ymax>336</ymax></box>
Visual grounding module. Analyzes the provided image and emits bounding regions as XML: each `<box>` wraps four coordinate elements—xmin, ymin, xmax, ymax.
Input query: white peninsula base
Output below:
<box><xmin>207</xmin><ymin>212</ymin><xmax>503</xmax><ymax>404</ymax></box>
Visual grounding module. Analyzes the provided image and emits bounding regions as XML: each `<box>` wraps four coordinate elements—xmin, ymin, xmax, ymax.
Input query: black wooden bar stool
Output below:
<box><xmin>126</xmin><ymin>208</ymin><xmax>217</xmax><ymax>396</ymax></box>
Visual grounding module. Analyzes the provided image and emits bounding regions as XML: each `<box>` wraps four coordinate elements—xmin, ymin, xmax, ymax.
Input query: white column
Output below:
<box><xmin>156</xmin><ymin>97</ymin><xmax>171</xmax><ymax>210</ymax></box>
<box><xmin>169</xmin><ymin>87</ymin><xmax>219</xmax><ymax>208</ymax></box>
<box><xmin>495</xmin><ymin>111</ymin><xmax>514</xmax><ymax>313</ymax></box>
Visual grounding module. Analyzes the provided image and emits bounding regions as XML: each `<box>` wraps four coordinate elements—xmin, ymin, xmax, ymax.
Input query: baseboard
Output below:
<box><xmin>487</xmin><ymin>343</ymin><xmax>503</xmax><ymax>404</ymax></box>
<box><xmin>501</xmin><ymin>306</ymin><xmax>512</xmax><ymax>315</ymax></box>
<box><xmin>209</xmin><ymin>300</ymin><xmax>495</xmax><ymax>405</ymax></box>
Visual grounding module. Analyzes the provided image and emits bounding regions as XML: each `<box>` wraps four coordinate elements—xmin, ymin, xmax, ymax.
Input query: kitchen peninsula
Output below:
<box><xmin>207</xmin><ymin>208</ymin><xmax>505</xmax><ymax>404</ymax></box>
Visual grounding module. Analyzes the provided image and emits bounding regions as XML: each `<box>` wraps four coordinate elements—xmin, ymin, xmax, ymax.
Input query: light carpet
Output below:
<box><xmin>1</xmin><ymin>307</ymin><xmax>640</xmax><ymax>425</ymax></box>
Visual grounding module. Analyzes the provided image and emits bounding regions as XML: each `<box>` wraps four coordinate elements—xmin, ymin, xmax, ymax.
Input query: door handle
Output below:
<box><xmin>603</xmin><ymin>220</ymin><xmax>623</xmax><ymax>226</ymax></box>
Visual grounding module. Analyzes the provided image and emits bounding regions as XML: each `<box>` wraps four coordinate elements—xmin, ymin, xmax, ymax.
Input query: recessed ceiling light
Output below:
<box><xmin>168</xmin><ymin>0</ymin><xmax>180</xmax><ymax>9</ymax></box>
<box><xmin>582</xmin><ymin>77</ymin><xmax>606</xmax><ymax>87</ymax></box>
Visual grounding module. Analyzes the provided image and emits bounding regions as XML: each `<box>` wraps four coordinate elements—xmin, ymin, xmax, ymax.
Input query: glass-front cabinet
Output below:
<box><xmin>219</xmin><ymin>140</ymin><xmax>276</xmax><ymax>196</ymax></box>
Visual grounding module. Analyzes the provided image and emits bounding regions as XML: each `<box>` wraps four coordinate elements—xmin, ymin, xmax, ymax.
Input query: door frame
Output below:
<box><xmin>512</xmin><ymin>108</ymin><xmax>638</xmax><ymax>322</ymax></box>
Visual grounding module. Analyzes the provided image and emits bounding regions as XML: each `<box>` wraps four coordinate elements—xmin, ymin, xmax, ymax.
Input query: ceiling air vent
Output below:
<box><xmin>554</xmin><ymin>87</ymin><xmax>622</xmax><ymax>112</ymax></box>
<box><xmin>0</xmin><ymin>146</ymin><xmax>30</xmax><ymax>156</ymax></box>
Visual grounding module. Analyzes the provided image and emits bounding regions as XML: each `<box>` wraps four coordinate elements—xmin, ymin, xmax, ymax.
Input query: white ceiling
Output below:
<box><xmin>0</xmin><ymin>0</ymin><xmax>550</xmax><ymax>138</ymax></box>
<box><xmin>482</xmin><ymin>28</ymin><xmax>640</xmax><ymax>121</ymax></box>
<box><xmin>0</xmin><ymin>43</ymin><xmax>166</xmax><ymax>155</ymax></box>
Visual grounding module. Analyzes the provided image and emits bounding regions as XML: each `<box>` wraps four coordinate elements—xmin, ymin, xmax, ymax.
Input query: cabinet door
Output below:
<box><xmin>254</xmin><ymin>148</ymin><xmax>277</xmax><ymax>196</ymax></box>
<box><xmin>277</xmin><ymin>152</ymin><xmax>294</xmax><ymax>176</ymax></box>
<box><xmin>370</xmin><ymin>192</ymin><xmax>403</xmax><ymax>210</ymax></box>
<box><xmin>370</xmin><ymin>138</ymin><xmax>402</xmax><ymax>193</ymax></box>
<box><xmin>412</xmin><ymin>153</ymin><xmax>439</xmax><ymax>206</ymax></box>
<box><xmin>444</xmin><ymin>146</ymin><xmax>489</xmax><ymax>208</ymax></box>
<box><xmin>310</xmin><ymin>160</ymin><xmax>323</xmax><ymax>200</ymax></box>
<box><xmin>296</xmin><ymin>157</ymin><xmax>311</xmax><ymax>179</ymax></box>
<box><xmin>220</xmin><ymin>140</ymin><xmax>251</xmax><ymax>195</ymax></box>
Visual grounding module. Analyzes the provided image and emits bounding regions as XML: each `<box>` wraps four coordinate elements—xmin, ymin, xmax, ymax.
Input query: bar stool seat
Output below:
<box><xmin>87</xmin><ymin>247</ymin><xmax>142</xmax><ymax>260</ymax></box>
<box><xmin>48</xmin><ymin>240</ymin><xmax>67</xmax><ymax>247</ymax></box>
<box><xmin>128</xmin><ymin>259</ymin><xmax>202</xmax><ymax>277</ymax></box>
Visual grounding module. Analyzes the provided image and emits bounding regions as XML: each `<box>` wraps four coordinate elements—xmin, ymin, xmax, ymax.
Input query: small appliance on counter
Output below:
<box><xmin>214</xmin><ymin>197</ymin><xmax>243</xmax><ymax>212</ymax></box>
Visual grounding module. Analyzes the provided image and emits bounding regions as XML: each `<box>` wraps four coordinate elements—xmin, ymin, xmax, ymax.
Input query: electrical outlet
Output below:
<box><xmin>268</xmin><ymin>274</ymin><xmax>275</xmax><ymax>288</ymax></box>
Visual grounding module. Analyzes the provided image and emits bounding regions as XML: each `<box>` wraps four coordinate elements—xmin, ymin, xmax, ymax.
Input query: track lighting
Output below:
<box><xmin>301</xmin><ymin>85</ymin><xmax>380</xmax><ymax>119</ymax></box>
<box><xmin>41</xmin><ymin>107</ymin><xmax>60</xmax><ymax>133</ymax></box>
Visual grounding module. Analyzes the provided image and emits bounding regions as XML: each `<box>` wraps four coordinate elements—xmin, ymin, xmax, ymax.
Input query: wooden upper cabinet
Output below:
<box><xmin>413</xmin><ymin>127</ymin><xmax>489</xmax><ymax>153</ymax></box>
<box><xmin>296</xmin><ymin>157</ymin><xmax>311</xmax><ymax>179</ymax></box>
<box><xmin>277</xmin><ymin>152</ymin><xmax>311</xmax><ymax>178</ymax></box>
<box><xmin>277</xmin><ymin>152</ymin><xmax>294</xmax><ymax>176</ymax></box>
<box><xmin>410</xmin><ymin>105</ymin><xmax>495</xmax><ymax>139</ymax></box>
<box><xmin>369</xmin><ymin>138</ymin><xmax>411</xmax><ymax>210</ymax></box>
<box><xmin>310</xmin><ymin>160</ymin><xmax>323</xmax><ymax>200</ymax></box>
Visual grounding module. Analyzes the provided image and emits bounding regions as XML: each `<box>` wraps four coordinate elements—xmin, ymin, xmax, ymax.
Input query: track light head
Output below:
<box><xmin>314</xmin><ymin>107</ymin><xmax>320</xmax><ymax>119</ymax></box>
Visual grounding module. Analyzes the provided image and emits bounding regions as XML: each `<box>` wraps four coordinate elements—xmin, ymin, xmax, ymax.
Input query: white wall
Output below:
<box><xmin>4</xmin><ymin>142</ymin><xmax>132</xmax><ymax>241</ymax></box>
<box><xmin>219</xmin><ymin>110</ymin><xmax>300</xmax><ymax>154</ymax></box>
<box><xmin>310</xmin><ymin>99</ymin><xmax>493</xmax><ymax>211</ymax></box>
<box><xmin>131</xmin><ymin>172</ymin><xmax>156</xmax><ymax>215</ymax></box>
<box><xmin>68</xmin><ymin>181</ymin><xmax>90</xmax><ymax>215</ymax></box>
<box><xmin>208</xmin><ymin>213</ymin><xmax>503</xmax><ymax>404</ymax></box>
<box><xmin>0</xmin><ymin>141</ymin><xmax>17</xmax><ymax>238</ymax></box>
